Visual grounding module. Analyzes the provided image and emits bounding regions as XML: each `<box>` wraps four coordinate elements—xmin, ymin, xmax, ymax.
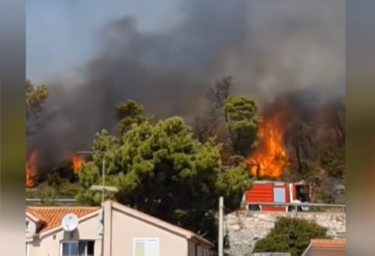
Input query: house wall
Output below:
<box><xmin>28</xmin><ymin>215</ymin><xmax>103</xmax><ymax>256</ymax></box>
<box><xmin>26</xmin><ymin>217</ymin><xmax>37</xmax><ymax>239</ymax></box>
<box><xmin>188</xmin><ymin>240</ymin><xmax>212</xmax><ymax>256</ymax></box>
<box><xmin>110</xmin><ymin>208</ymin><xmax>189</xmax><ymax>256</ymax></box>
<box><xmin>26</xmin><ymin>217</ymin><xmax>38</xmax><ymax>256</ymax></box>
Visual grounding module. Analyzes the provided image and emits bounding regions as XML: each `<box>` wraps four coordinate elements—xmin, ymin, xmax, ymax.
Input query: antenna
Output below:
<box><xmin>61</xmin><ymin>213</ymin><xmax>79</xmax><ymax>232</ymax></box>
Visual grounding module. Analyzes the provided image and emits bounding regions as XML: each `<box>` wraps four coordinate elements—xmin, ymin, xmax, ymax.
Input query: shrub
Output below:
<box><xmin>252</xmin><ymin>217</ymin><xmax>328</xmax><ymax>256</ymax></box>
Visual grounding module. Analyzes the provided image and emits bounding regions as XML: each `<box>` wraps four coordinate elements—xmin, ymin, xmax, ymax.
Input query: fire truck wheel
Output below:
<box><xmin>287</xmin><ymin>206</ymin><xmax>297</xmax><ymax>212</ymax></box>
<box><xmin>247</xmin><ymin>204</ymin><xmax>260</xmax><ymax>211</ymax></box>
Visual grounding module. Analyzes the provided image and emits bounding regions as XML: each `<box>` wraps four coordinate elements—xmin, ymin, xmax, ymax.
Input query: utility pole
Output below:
<box><xmin>101</xmin><ymin>156</ymin><xmax>105</xmax><ymax>203</ymax></box>
<box><xmin>77</xmin><ymin>150</ymin><xmax>118</xmax><ymax>256</ymax></box>
<box><xmin>218</xmin><ymin>197</ymin><xmax>224</xmax><ymax>256</ymax></box>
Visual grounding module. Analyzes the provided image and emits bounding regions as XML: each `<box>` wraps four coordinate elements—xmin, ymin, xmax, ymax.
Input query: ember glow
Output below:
<box><xmin>26</xmin><ymin>151</ymin><xmax>37</xmax><ymax>188</ymax></box>
<box><xmin>247</xmin><ymin>104</ymin><xmax>289</xmax><ymax>178</ymax></box>
<box><xmin>72</xmin><ymin>155</ymin><xmax>84</xmax><ymax>171</ymax></box>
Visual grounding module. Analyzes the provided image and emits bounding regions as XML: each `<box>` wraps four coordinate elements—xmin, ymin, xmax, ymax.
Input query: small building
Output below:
<box><xmin>26</xmin><ymin>200</ymin><xmax>214</xmax><ymax>256</ymax></box>
<box><xmin>301</xmin><ymin>238</ymin><xmax>345</xmax><ymax>256</ymax></box>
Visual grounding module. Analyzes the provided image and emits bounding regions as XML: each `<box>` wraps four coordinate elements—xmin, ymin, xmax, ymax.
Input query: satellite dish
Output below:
<box><xmin>62</xmin><ymin>213</ymin><xmax>79</xmax><ymax>232</ymax></box>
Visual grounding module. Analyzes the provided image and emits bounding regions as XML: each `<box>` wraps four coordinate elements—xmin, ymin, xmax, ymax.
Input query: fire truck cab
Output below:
<box><xmin>242</xmin><ymin>180</ymin><xmax>311</xmax><ymax>212</ymax></box>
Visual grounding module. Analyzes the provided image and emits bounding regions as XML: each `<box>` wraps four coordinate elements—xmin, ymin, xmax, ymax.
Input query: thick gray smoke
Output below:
<box><xmin>30</xmin><ymin>0</ymin><xmax>345</xmax><ymax>167</ymax></box>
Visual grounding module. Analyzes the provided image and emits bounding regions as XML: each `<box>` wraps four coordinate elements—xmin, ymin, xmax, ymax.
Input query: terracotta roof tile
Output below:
<box><xmin>27</xmin><ymin>206</ymin><xmax>100</xmax><ymax>232</ymax></box>
<box><xmin>26</xmin><ymin>207</ymin><xmax>47</xmax><ymax>222</ymax></box>
<box><xmin>311</xmin><ymin>238</ymin><xmax>345</xmax><ymax>248</ymax></box>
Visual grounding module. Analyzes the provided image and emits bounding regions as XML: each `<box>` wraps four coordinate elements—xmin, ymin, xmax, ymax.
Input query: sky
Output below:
<box><xmin>26</xmin><ymin>0</ymin><xmax>181</xmax><ymax>83</ymax></box>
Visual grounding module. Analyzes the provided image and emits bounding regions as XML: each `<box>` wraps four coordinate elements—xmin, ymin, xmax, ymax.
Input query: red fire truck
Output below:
<box><xmin>242</xmin><ymin>180</ymin><xmax>311</xmax><ymax>212</ymax></box>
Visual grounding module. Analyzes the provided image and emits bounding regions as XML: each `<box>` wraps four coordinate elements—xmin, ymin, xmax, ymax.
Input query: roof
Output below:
<box><xmin>302</xmin><ymin>239</ymin><xmax>345</xmax><ymax>255</ymax></box>
<box><xmin>26</xmin><ymin>206</ymin><xmax>100</xmax><ymax>232</ymax></box>
<box><xmin>310</xmin><ymin>239</ymin><xmax>345</xmax><ymax>247</ymax></box>
<box><xmin>26</xmin><ymin>207</ymin><xmax>47</xmax><ymax>222</ymax></box>
<box><xmin>252</xmin><ymin>180</ymin><xmax>306</xmax><ymax>185</ymax></box>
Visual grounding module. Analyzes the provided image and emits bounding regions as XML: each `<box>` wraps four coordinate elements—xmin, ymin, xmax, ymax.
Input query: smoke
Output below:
<box><xmin>29</xmin><ymin>0</ymin><xmax>345</xmax><ymax>168</ymax></box>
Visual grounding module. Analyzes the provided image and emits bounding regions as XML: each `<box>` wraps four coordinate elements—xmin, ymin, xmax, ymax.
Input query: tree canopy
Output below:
<box><xmin>224</xmin><ymin>96</ymin><xmax>261</xmax><ymax>157</ymax></box>
<box><xmin>194</xmin><ymin>77</ymin><xmax>261</xmax><ymax>167</ymax></box>
<box><xmin>26</xmin><ymin>79</ymin><xmax>48</xmax><ymax>136</ymax></box>
<box><xmin>252</xmin><ymin>217</ymin><xmax>328</xmax><ymax>256</ymax></box>
<box><xmin>26</xmin><ymin>79</ymin><xmax>48</xmax><ymax>114</ymax></box>
<box><xmin>77</xmin><ymin>100</ymin><xmax>252</xmax><ymax>241</ymax></box>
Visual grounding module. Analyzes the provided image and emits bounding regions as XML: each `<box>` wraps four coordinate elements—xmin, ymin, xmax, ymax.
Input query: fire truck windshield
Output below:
<box><xmin>295</xmin><ymin>185</ymin><xmax>309</xmax><ymax>202</ymax></box>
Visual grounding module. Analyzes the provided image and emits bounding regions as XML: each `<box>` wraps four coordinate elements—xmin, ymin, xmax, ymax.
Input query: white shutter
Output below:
<box><xmin>145</xmin><ymin>239</ymin><xmax>159</xmax><ymax>256</ymax></box>
<box><xmin>133</xmin><ymin>238</ymin><xmax>159</xmax><ymax>256</ymax></box>
<box><xmin>133</xmin><ymin>239</ymin><xmax>146</xmax><ymax>256</ymax></box>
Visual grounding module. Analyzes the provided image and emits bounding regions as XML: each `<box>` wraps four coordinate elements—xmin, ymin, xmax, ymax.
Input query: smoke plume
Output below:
<box><xmin>29</xmin><ymin>0</ymin><xmax>345</xmax><ymax>168</ymax></box>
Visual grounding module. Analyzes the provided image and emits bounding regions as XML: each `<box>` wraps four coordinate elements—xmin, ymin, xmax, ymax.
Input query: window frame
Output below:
<box><xmin>132</xmin><ymin>237</ymin><xmax>160</xmax><ymax>256</ymax></box>
<box><xmin>26</xmin><ymin>242</ymin><xmax>29</xmax><ymax>256</ymax></box>
<box><xmin>60</xmin><ymin>240</ymin><xmax>79</xmax><ymax>256</ymax></box>
<box><xmin>273</xmin><ymin>187</ymin><xmax>286</xmax><ymax>203</ymax></box>
<box><xmin>60</xmin><ymin>240</ymin><xmax>95</xmax><ymax>256</ymax></box>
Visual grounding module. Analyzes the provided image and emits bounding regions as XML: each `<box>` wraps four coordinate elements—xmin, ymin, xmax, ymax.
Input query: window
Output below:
<box><xmin>26</xmin><ymin>220</ymin><xmax>30</xmax><ymax>232</ymax></box>
<box><xmin>197</xmin><ymin>246</ymin><xmax>203</xmax><ymax>256</ymax></box>
<box><xmin>26</xmin><ymin>242</ymin><xmax>29</xmax><ymax>256</ymax></box>
<box><xmin>133</xmin><ymin>238</ymin><xmax>159</xmax><ymax>256</ymax></box>
<box><xmin>295</xmin><ymin>185</ymin><xmax>309</xmax><ymax>202</ymax></box>
<box><xmin>60</xmin><ymin>240</ymin><xmax>95</xmax><ymax>256</ymax></box>
<box><xmin>273</xmin><ymin>187</ymin><xmax>286</xmax><ymax>202</ymax></box>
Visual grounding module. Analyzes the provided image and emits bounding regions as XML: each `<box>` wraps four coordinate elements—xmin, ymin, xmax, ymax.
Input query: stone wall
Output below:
<box><xmin>224</xmin><ymin>211</ymin><xmax>345</xmax><ymax>256</ymax></box>
<box><xmin>251</xmin><ymin>254</ymin><xmax>291</xmax><ymax>256</ymax></box>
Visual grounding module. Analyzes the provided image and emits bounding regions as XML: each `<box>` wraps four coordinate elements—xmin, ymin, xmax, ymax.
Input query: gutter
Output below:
<box><xmin>191</xmin><ymin>234</ymin><xmax>214</xmax><ymax>248</ymax></box>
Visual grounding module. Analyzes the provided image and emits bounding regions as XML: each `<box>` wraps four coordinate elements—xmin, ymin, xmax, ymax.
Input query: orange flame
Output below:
<box><xmin>72</xmin><ymin>155</ymin><xmax>84</xmax><ymax>171</ymax></box>
<box><xmin>247</xmin><ymin>105</ymin><xmax>289</xmax><ymax>178</ymax></box>
<box><xmin>26</xmin><ymin>151</ymin><xmax>37</xmax><ymax>188</ymax></box>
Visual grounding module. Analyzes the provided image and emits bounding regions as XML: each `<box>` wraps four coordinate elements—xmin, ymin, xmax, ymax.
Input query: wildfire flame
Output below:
<box><xmin>72</xmin><ymin>155</ymin><xmax>84</xmax><ymax>171</ymax></box>
<box><xmin>26</xmin><ymin>151</ymin><xmax>37</xmax><ymax>188</ymax></box>
<box><xmin>247</xmin><ymin>105</ymin><xmax>289</xmax><ymax>178</ymax></box>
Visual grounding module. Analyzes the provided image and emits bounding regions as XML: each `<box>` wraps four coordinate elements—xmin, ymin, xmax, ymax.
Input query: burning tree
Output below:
<box><xmin>199</xmin><ymin>77</ymin><xmax>291</xmax><ymax>181</ymax></box>
<box><xmin>26</xmin><ymin>151</ymin><xmax>38</xmax><ymax>188</ymax></box>
<box><xmin>76</xmin><ymin>100</ymin><xmax>251</xmax><ymax>242</ymax></box>
<box><xmin>72</xmin><ymin>155</ymin><xmax>84</xmax><ymax>172</ymax></box>
<box><xmin>26</xmin><ymin>79</ymin><xmax>48</xmax><ymax>188</ymax></box>
<box><xmin>247</xmin><ymin>102</ymin><xmax>289</xmax><ymax>178</ymax></box>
